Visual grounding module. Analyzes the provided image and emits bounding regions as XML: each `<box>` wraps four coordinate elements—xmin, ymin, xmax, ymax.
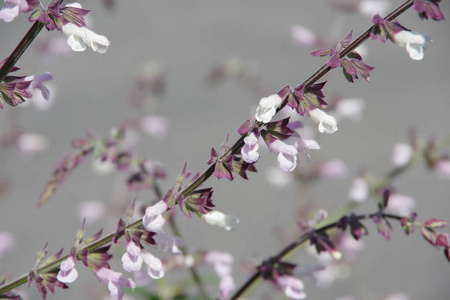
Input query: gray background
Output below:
<box><xmin>1</xmin><ymin>0</ymin><xmax>450</xmax><ymax>299</ymax></box>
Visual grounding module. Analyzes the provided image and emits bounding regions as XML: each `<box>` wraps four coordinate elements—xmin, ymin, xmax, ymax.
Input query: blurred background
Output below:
<box><xmin>1</xmin><ymin>0</ymin><xmax>449</xmax><ymax>299</ymax></box>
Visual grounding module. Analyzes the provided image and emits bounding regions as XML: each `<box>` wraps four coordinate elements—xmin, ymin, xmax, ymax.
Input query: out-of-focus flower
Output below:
<box><xmin>203</xmin><ymin>211</ymin><xmax>239</xmax><ymax>231</ymax></box>
<box><xmin>78</xmin><ymin>200</ymin><xmax>106</xmax><ymax>223</ymax></box>
<box><xmin>319</xmin><ymin>159</ymin><xmax>348</xmax><ymax>178</ymax></box>
<box><xmin>62</xmin><ymin>22</ymin><xmax>110</xmax><ymax>53</ymax></box>
<box><xmin>384</xmin><ymin>292</ymin><xmax>411</xmax><ymax>300</ymax></box>
<box><xmin>386</xmin><ymin>193</ymin><xmax>415</xmax><ymax>216</ymax></box>
<box><xmin>290</xmin><ymin>25</ymin><xmax>318</xmax><ymax>48</ymax></box>
<box><xmin>334</xmin><ymin>98</ymin><xmax>365</xmax><ymax>121</ymax></box>
<box><xmin>24</xmin><ymin>72</ymin><xmax>54</xmax><ymax>101</ymax></box>
<box><xmin>349</xmin><ymin>178</ymin><xmax>369</xmax><ymax>203</ymax></box>
<box><xmin>255</xmin><ymin>94</ymin><xmax>282</xmax><ymax>123</ymax></box>
<box><xmin>95</xmin><ymin>268</ymin><xmax>135</xmax><ymax>300</ymax></box>
<box><xmin>276</xmin><ymin>275</ymin><xmax>306</xmax><ymax>299</ymax></box>
<box><xmin>57</xmin><ymin>255</ymin><xmax>78</xmax><ymax>283</ymax></box>
<box><xmin>309</xmin><ymin>109</ymin><xmax>338</xmax><ymax>134</ymax></box>
<box><xmin>434</xmin><ymin>159</ymin><xmax>450</xmax><ymax>179</ymax></box>
<box><xmin>358</xmin><ymin>0</ymin><xmax>391</xmax><ymax>16</ymax></box>
<box><xmin>16</xmin><ymin>133</ymin><xmax>48</xmax><ymax>157</ymax></box>
<box><xmin>0</xmin><ymin>0</ymin><xmax>35</xmax><ymax>22</ymax></box>
<box><xmin>392</xmin><ymin>143</ymin><xmax>413</xmax><ymax>167</ymax></box>
<box><xmin>0</xmin><ymin>231</ymin><xmax>16</xmax><ymax>257</ymax></box>
<box><xmin>265</xmin><ymin>166</ymin><xmax>293</xmax><ymax>188</ymax></box>
<box><xmin>393</xmin><ymin>30</ymin><xmax>431</xmax><ymax>60</ymax></box>
<box><xmin>140</xmin><ymin>115</ymin><xmax>169</xmax><ymax>139</ymax></box>
<box><xmin>204</xmin><ymin>251</ymin><xmax>235</xmax><ymax>300</ymax></box>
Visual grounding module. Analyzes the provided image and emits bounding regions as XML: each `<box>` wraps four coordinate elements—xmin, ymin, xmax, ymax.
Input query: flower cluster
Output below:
<box><xmin>0</xmin><ymin>59</ymin><xmax>54</xmax><ymax>108</ymax></box>
<box><xmin>370</xmin><ymin>14</ymin><xmax>431</xmax><ymax>60</ymax></box>
<box><xmin>39</xmin><ymin>126</ymin><xmax>167</xmax><ymax>206</ymax></box>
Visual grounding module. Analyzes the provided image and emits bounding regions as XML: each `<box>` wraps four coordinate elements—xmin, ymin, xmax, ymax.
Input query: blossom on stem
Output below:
<box><xmin>204</xmin><ymin>251</ymin><xmax>235</xmax><ymax>299</ymax></box>
<box><xmin>24</xmin><ymin>72</ymin><xmax>54</xmax><ymax>101</ymax></box>
<box><xmin>62</xmin><ymin>22</ymin><xmax>110</xmax><ymax>53</ymax></box>
<box><xmin>241</xmin><ymin>132</ymin><xmax>260</xmax><ymax>163</ymax></box>
<box><xmin>393</xmin><ymin>30</ymin><xmax>431</xmax><ymax>61</ymax></box>
<box><xmin>140</xmin><ymin>250</ymin><xmax>164</xmax><ymax>279</ymax></box>
<box><xmin>95</xmin><ymin>268</ymin><xmax>135</xmax><ymax>300</ymax></box>
<box><xmin>0</xmin><ymin>0</ymin><xmax>36</xmax><ymax>22</ymax></box>
<box><xmin>309</xmin><ymin>108</ymin><xmax>338</xmax><ymax>134</ymax></box>
<box><xmin>203</xmin><ymin>210</ymin><xmax>239</xmax><ymax>231</ymax></box>
<box><xmin>121</xmin><ymin>241</ymin><xmax>143</xmax><ymax>273</ymax></box>
<box><xmin>392</xmin><ymin>143</ymin><xmax>413</xmax><ymax>167</ymax></box>
<box><xmin>276</xmin><ymin>275</ymin><xmax>307</xmax><ymax>299</ymax></box>
<box><xmin>255</xmin><ymin>94</ymin><xmax>283</xmax><ymax>123</ymax></box>
<box><xmin>268</xmin><ymin>139</ymin><xmax>298</xmax><ymax>172</ymax></box>
<box><xmin>57</xmin><ymin>255</ymin><xmax>78</xmax><ymax>283</ymax></box>
<box><xmin>143</xmin><ymin>200</ymin><xmax>167</xmax><ymax>232</ymax></box>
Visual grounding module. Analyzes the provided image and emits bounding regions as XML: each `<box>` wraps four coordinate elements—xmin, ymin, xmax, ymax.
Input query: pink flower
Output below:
<box><xmin>78</xmin><ymin>200</ymin><xmax>106</xmax><ymax>224</ymax></box>
<box><xmin>0</xmin><ymin>231</ymin><xmax>16</xmax><ymax>257</ymax></box>
<box><xmin>140</xmin><ymin>250</ymin><xmax>164</xmax><ymax>279</ymax></box>
<box><xmin>143</xmin><ymin>200</ymin><xmax>167</xmax><ymax>232</ymax></box>
<box><xmin>386</xmin><ymin>193</ymin><xmax>415</xmax><ymax>216</ymax></box>
<box><xmin>95</xmin><ymin>268</ymin><xmax>136</xmax><ymax>300</ymax></box>
<box><xmin>121</xmin><ymin>241</ymin><xmax>143</xmax><ymax>273</ymax></box>
<box><xmin>348</xmin><ymin>178</ymin><xmax>369</xmax><ymax>203</ymax></box>
<box><xmin>434</xmin><ymin>160</ymin><xmax>450</xmax><ymax>179</ymax></box>
<box><xmin>16</xmin><ymin>133</ymin><xmax>48</xmax><ymax>157</ymax></box>
<box><xmin>204</xmin><ymin>251</ymin><xmax>235</xmax><ymax>300</ymax></box>
<box><xmin>290</xmin><ymin>25</ymin><xmax>317</xmax><ymax>48</ymax></box>
<box><xmin>276</xmin><ymin>275</ymin><xmax>306</xmax><ymax>299</ymax></box>
<box><xmin>57</xmin><ymin>256</ymin><xmax>78</xmax><ymax>283</ymax></box>
<box><xmin>241</xmin><ymin>132</ymin><xmax>260</xmax><ymax>163</ymax></box>
<box><xmin>268</xmin><ymin>139</ymin><xmax>298</xmax><ymax>172</ymax></box>
<box><xmin>25</xmin><ymin>72</ymin><xmax>54</xmax><ymax>101</ymax></box>
<box><xmin>153</xmin><ymin>233</ymin><xmax>183</xmax><ymax>254</ymax></box>
<box><xmin>319</xmin><ymin>160</ymin><xmax>348</xmax><ymax>178</ymax></box>
<box><xmin>141</xmin><ymin>115</ymin><xmax>169</xmax><ymax>139</ymax></box>
<box><xmin>0</xmin><ymin>0</ymin><xmax>32</xmax><ymax>22</ymax></box>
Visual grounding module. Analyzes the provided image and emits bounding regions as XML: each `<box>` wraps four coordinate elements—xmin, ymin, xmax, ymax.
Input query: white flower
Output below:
<box><xmin>140</xmin><ymin>251</ymin><xmax>164</xmax><ymax>279</ymax></box>
<box><xmin>358</xmin><ymin>0</ymin><xmax>390</xmax><ymax>17</ymax></box>
<box><xmin>348</xmin><ymin>178</ymin><xmax>369</xmax><ymax>203</ymax></box>
<box><xmin>393</xmin><ymin>30</ymin><xmax>430</xmax><ymax>61</ymax></box>
<box><xmin>203</xmin><ymin>211</ymin><xmax>239</xmax><ymax>231</ymax></box>
<box><xmin>269</xmin><ymin>139</ymin><xmax>298</xmax><ymax>172</ymax></box>
<box><xmin>241</xmin><ymin>132</ymin><xmax>260</xmax><ymax>163</ymax></box>
<box><xmin>255</xmin><ymin>94</ymin><xmax>282</xmax><ymax>123</ymax></box>
<box><xmin>143</xmin><ymin>200</ymin><xmax>167</xmax><ymax>232</ymax></box>
<box><xmin>335</xmin><ymin>98</ymin><xmax>365</xmax><ymax>121</ymax></box>
<box><xmin>309</xmin><ymin>109</ymin><xmax>338</xmax><ymax>134</ymax></box>
<box><xmin>392</xmin><ymin>143</ymin><xmax>413</xmax><ymax>167</ymax></box>
<box><xmin>62</xmin><ymin>22</ymin><xmax>110</xmax><ymax>54</ymax></box>
<box><xmin>57</xmin><ymin>256</ymin><xmax>78</xmax><ymax>283</ymax></box>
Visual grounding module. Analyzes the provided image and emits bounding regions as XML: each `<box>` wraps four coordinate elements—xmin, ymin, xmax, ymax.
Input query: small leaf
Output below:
<box><xmin>424</xmin><ymin>219</ymin><xmax>448</xmax><ymax>229</ymax></box>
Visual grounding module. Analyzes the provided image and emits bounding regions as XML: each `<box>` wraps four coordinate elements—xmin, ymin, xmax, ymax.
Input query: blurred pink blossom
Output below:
<box><xmin>434</xmin><ymin>160</ymin><xmax>450</xmax><ymax>179</ymax></box>
<box><xmin>276</xmin><ymin>275</ymin><xmax>306</xmax><ymax>299</ymax></box>
<box><xmin>16</xmin><ymin>133</ymin><xmax>48</xmax><ymax>157</ymax></box>
<box><xmin>319</xmin><ymin>159</ymin><xmax>348</xmax><ymax>178</ymax></box>
<box><xmin>78</xmin><ymin>201</ymin><xmax>107</xmax><ymax>224</ymax></box>
<box><xmin>358</xmin><ymin>0</ymin><xmax>391</xmax><ymax>16</ymax></box>
<box><xmin>140</xmin><ymin>115</ymin><xmax>169</xmax><ymax>139</ymax></box>
<box><xmin>0</xmin><ymin>0</ymin><xmax>30</xmax><ymax>22</ymax></box>
<box><xmin>95</xmin><ymin>268</ymin><xmax>135</xmax><ymax>300</ymax></box>
<box><xmin>348</xmin><ymin>178</ymin><xmax>369</xmax><ymax>203</ymax></box>
<box><xmin>387</xmin><ymin>193</ymin><xmax>415</xmax><ymax>216</ymax></box>
<box><xmin>290</xmin><ymin>25</ymin><xmax>318</xmax><ymax>48</ymax></box>
<box><xmin>0</xmin><ymin>231</ymin><xmax>16</xmax><ymax>257</ymax></box>
<box><xmin>335</xmin><ymin>98</ymin><xmax>365</xmax><ymax>121</ymax></box>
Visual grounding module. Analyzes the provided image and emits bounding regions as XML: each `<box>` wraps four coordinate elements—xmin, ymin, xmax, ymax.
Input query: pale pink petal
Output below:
<box><xmin>277</xmin><ymin>275</ymin><xmax>306</xmax><ymax>299</ymax></box>
<box><xmin>319</xmin><ymin>159</ymin><xmax>348</xmax><ymax>178</ymax></box>
<box><xmin>349</xmin><ymin>178</ymin><xmax>369</xmax><ymax>203</ymax></box>
<box><xmin>386</xmin><ymin>193</ymin><xmax>415</xmax><ymax>216</ymax></box>
<box><xmin>0</xmin><ymin>231</ymin><xmax>16</xmax><ymax>257</ymax></box>
<box><xmin>57</xmin><ymin>256</ymin><xmax>78</xmax><ymax>283</ymax></box>
<box><xmin>141</xmin><ymin>251</ymin><xmax>164</xmax><ymax>279</ymax></box>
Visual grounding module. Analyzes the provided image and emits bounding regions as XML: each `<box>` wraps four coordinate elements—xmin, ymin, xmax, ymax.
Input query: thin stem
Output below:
<box><xmin>303</xmin><ymin>0</ymin><xmax>413</xmax><ymax>89</ymax></box>
<box><xmin>230</xmin><ymin>212</ymin><xmax>401</xmax><ymax>300</ymax></box>
<box><xmin>0</xmin><ymin>21</ymin><xmax>44</xmax><ymax>84</ymax></box>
